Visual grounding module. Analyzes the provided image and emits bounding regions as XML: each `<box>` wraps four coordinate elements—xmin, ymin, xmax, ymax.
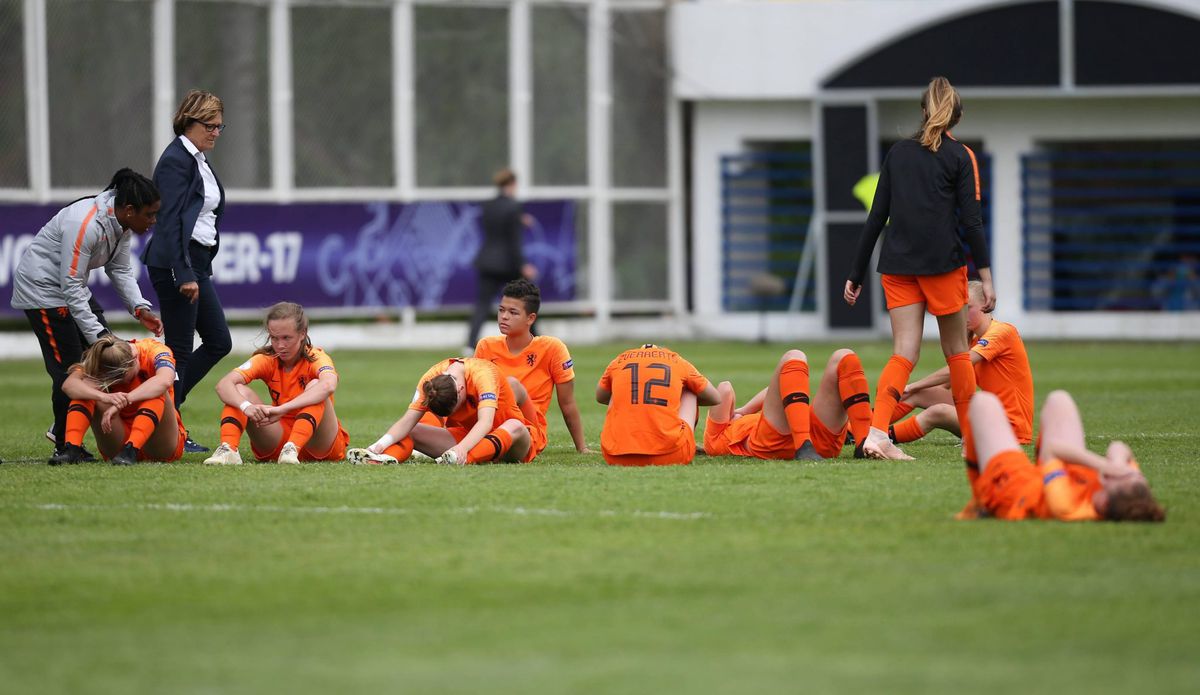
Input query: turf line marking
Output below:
<box><xmin>15</xmin><ymin>502</ymin><xmax>711</xmax><ymax>521</ymax></box>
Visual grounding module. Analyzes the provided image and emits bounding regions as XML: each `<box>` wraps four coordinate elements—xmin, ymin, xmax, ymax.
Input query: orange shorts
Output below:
<box><xmin>253</xmin><ymin>419</ymin><xmax>350</xmax><ymax>461</ymax></box>
<box><xmin>810</xmin><ymin>414</ymin><xmax>849</xmax><ymax>459</ymax></box>
<box><xmin>972</xmin><ymin>449</ymin><xmax>1041</xmax><ymax>520</ymax></box>
<box><xmin>703</xmin><ymin>413</ymin><xmax>790</xmax><ymax>459</ymax></box>
<box><xmin>881</xmin><ymin>266</ymin><xmax>968</xmax><ymax>316</ymax></box>
<box><xmin>604</xmin><ymin>423</ymin><xmax>696</xmax><ymax>467</ymax></box>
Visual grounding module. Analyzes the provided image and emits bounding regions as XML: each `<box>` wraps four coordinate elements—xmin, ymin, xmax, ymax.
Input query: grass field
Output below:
<box><xmin>1</xmin><ymin>340</ymin><xmax>1198</xmax><ymax>694</ymax></box>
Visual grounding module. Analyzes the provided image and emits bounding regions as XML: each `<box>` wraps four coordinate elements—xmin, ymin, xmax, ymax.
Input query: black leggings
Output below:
<box><xmin>25</xmin><ymin>298</ymin><xmax>108</xmax><ymax>449</ymax></box>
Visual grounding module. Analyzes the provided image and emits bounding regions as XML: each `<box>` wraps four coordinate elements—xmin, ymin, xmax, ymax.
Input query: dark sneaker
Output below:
<box><xmin>183</xmin><ymin>433</ymin><xmax>210</xmax><ymax>453</ymax></box>
<box><xmin>853</xmin><ymin>442</ymin><xmax>867</xmax><ymax>459</ymax></box>
<box><xmin>111</xmin><ymin>442</ymin><xmax>139</xmax><ymax>466</ymax></box>
<box><xmin>794</xmin><ymin>440</ymin><xmax>824</xmax><ymax>461</ymax></box>
<box><xmin>48</xmin><ymin>443</ymin><xmax>92</xmax><ymax>466</ymax></box>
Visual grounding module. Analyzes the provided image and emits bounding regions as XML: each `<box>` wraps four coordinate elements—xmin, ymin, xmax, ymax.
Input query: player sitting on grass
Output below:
<box><xmin>472</xmin><ymin>279</ymin><xmax>589</xmax><ymax>457</ymax></box>
<box><xmin>596</xmin><ymin>344</ymin><xmax>720</xmax><ymax>466</ymax></box>
<box><xmin>888</xmin><ymin>280</ymin><xmax>1034</xmax><ymax>448</ymax></box>
<box><xmin>204</xmin><ymin>302</ymin><xmax>349</xmax><ymax>465</ymax></box>
<box><xmin>348</xmin><ymin>357</ymin><xmax>535</xmax><ymax>466</ymax></box>
<box><xmin>56</xmin><ymin>335</ymin><xmax>186</xmax><ymax>465</ymax></box>
<box><xmin>703</xmin><ymin>348</ymin><xmax>873</xmax><ymax>461</ymax></box>
<box><xmin>968</xmin><ymin>389</ymin><xmax>1164</xmax><ymax>522</ymax></box>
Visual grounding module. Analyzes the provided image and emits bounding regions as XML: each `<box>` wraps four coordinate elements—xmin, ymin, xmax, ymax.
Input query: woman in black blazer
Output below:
<box><xmin>141</xmin><ymin>90</ymin><xmax>233</xmax><ymax>452</ymax></box>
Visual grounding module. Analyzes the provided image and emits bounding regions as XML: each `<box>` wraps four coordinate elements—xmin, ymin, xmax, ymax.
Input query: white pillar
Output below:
<box><xmin>269</xmin><ymin>0</ymin><xmax>293</xmax><ymax>200</ymax></box>
<box><xmin>988</xmin><ymin>132</ymin><xmax>1031</xmax><ymax>322</ymax></box>
<box><xmin>394</xmin><ymin>0</ymin><xmax>414</xmax><ymax>198</ymax></box>
<box><xmin>152</xmin><ymin>0</ymin><xmax>175</xmax><ymax>155</ymax></box>
<box><xmin>588</xmin><ymin>0</ymin><xmax>611</xmax><ymax>325</ymax></box>
<box><xmin>23</xmin><ymin>0</ymin><xmax>49</xmax><ymax>199</ymax></box>
<box><xmin>509</xmin><ymin>0</ymin><xmax>531</xmax><ymax>184</ymax></box>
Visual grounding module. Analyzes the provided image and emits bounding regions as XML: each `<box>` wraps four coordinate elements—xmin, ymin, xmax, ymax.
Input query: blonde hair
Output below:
<box><xmin>918</xmin><ymin>76</ymin><xmax>962</xmax><ymax>152</ymax></box>
<box><xmin>74</xmin><ymin>335</ymin><xmax>136</xmax><ymax>390</ymax></box>
<box><xmin>253</xmin><ymin>302</ymin><xmax>315</xmax><ymax>363</ymax></box>
<box><xmin>172</xmin><ymin>90</ymin><xmax>224</xmax><ymax>136</ymax></box>
<box><xmin>967</xmin><ymin>280</ymin><xmax>986</xmax><ymax>306</ymax></box>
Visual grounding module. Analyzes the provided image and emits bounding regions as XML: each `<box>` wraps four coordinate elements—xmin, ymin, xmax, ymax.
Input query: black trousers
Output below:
<box><xmin>25</xmin><ymin>298</ymin><xmax>108</xmax><ymax>449</ymax></box>
<box><xmin>148</xmin><ymin>241</ymin><xmax>232</xmax><ymax>409</ymax></box>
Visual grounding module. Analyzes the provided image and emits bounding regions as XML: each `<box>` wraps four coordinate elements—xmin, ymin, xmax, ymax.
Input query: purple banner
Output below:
<box><xmin>0</xmin><ymin>200</ymin><xmax>576</xmax><ymax>316</ymax></box>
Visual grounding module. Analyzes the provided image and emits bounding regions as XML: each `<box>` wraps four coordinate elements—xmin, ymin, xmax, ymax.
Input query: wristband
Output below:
<box><xmin>239</xmin><ymin>400</ymin><xmax>253</xmax><ymax>414</ymax></box>
<box><xmin>372</xmin><ymin>433</ymin><xmax>396</xmax><ymax>451</ymax></box>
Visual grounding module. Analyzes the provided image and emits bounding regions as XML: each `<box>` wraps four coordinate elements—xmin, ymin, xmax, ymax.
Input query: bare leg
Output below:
<box><xmin>412</xmin><ymin>423</ymin><xmax>459</xmax><ymax>456</ymax></box>
<box><xmin>889</xmin><ymin>303</ymin><xmax>925</xmax><ymax>364</ymax></box>
<box><xmin>968</xmin><ymin>392</ymin><xmax>1020</xmax><ymax>473</ymax></box>
<box><xmin>678</xmin><ymin>390</ymin><xmax>699</xmax><ymax>429</ymax></box>
<box><xmin>90</xmin><ymin>403</ymin><xmax>127</xmax><ymax>459</ymax></box>
<box><xmin>1036</xmin><ymin>390</ymin><xmax>1085</xmax><ymax>465</ymax></box>
<box><xmin>916</xmin><ymin>402</ymin><xmax>961</xmax><ymax>437</ymax></box>
<box><xmin>509</xmin><ymin>376</ymin><xmax>537</xmax><ymax>423</ymax></box>
<box><xmin>142</xmin><ymin>393</ymin><xmax>183</xmax><ymax>460</ymax></box>
<box><xmin>708</xmin><ymin>381</ymin><xmax>737</xmax><ymax>425</ymax></box>
<box><xmin>496</xmin><ymin>419</ymin><xmax>532</xmax><ymax>462</ymax></box>
<box><xmin>237</xmin><ymin>385</ymin><xmax>285</xmax><ymax>455</ymax></box>
<box><xmin>935</xmin><ymin>308</ymin><xmax>970</xmax><ymax>357</ymax></box>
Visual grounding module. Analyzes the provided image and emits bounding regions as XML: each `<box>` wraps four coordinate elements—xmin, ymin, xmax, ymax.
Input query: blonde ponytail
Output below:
<box><xmin>74</xmin><ymin>335</ymin><xmax>136</xmax><ymax>390</ymax></box>
<box><xmin>918</xmin><ymin>76</ymin><xmax>962</xmax><ymax>152</ymax></box>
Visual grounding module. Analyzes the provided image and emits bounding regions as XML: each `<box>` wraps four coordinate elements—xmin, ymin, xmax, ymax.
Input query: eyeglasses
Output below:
<box><xmin>196</xmin><ymin>120</ymin><xmax>226</xmax><ymax>134</ymax></box>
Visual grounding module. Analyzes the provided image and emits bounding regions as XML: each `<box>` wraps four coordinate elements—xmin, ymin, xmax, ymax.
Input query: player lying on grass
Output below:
<box><xmin>348</xmin><ymin>357</ymin><xmax>536</xmax><ymax>466</ymax></box>
<box><xmin>968</xmin><ymin>390</ymin><xmax>1165</xmax><ymax>521</ymax></box>
<box><xmin>56</xmin><ymin>335</ymin><xmax>185</xmax><ymax>465</ymax></box>
<box><xmin>704</xmin><ymin>348</ymin><xmax>872</xmax><ymax>461</ymax></box>
<box><xmin>596</xmin><ymin>344</ymin><xmax>720</xmax><ymax>466</ymax></box>
<box><xmin>472</xmin><ymin>279</ymin><xmax>588</xmax><ymax>456</ymax></box>
<box><xmin>888</xmin><ymin>280</ymin><xmax>1034</xmax><ymax>448</ymax></box>
<box><xmin>204</xmin><ymin>302</ymin><xmax>349</xmax><ymax>465</ymax></box>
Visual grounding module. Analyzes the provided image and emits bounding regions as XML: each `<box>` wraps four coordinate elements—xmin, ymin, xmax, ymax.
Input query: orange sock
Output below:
<box><xmin>890</xmin><ymin>417</ymin><xmax>926</xmax><ymax>444</ymax></box>
<box><xmin>779</xmin><ymin>359</ymin><xmax>812</xmax><ymax>450</ymax></box>
<box><xmin>65</xmin><ymin>400</ymin><xmax>94</xmax><ymax>446</ymax></box>
<box><xmin>947</xmin><ymin>352</ymin><xmax>977</xmax><ymax>464</ymax></box>
<box><xmin>384</xmin><ymin>438</ymin><xmax>415</xmax><ymax>462</ymax></box>
<box><xmin>220</xmin><ymin>405</ymin><xmax>246</xmax><ymax>449</ymax></box>
<box><xmin>467</xmin><ymin>427</ymin><xmax>514</xmax><ymax>464</ymax></box>
<box><xmin>836</xmin><ymin>353</ymin><xmax>872</xmax><ymax>446</ymax></box>
<box><xmin>890</xmin><ymin>401</ymin><xmax>915</xmax><ymax>424</ymax></box>
<box><xmin>870</xmin><ymin>355</ymin><xmax>914</xmax><ymax>432</ymax></box>
<box><xmin>288</xmin><ymin>402</ymin><xmax>325</xmax><ymax>448</ymax></box>
<box><xmin>127</xmin><ymin>396</ymin><xmax>165</xmax><ymax>449</ymax></box>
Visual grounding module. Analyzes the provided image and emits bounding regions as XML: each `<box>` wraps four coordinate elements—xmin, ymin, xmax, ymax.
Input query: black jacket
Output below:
<box><xmin>474</xmin><ymin>194</ymin><xmax>525</xmax><ymax>277</ymax></box>
<box><xmin>848</xmin><ymin>136</ymin><xmax>989</xmax><ymax>285</ymax></box>
<box><xmin>140</xmin><ymin>137</ymin><xmax>225</xmax><ymax>286</ymax></box>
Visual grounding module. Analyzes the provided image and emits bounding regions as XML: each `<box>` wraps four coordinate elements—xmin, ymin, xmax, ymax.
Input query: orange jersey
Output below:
<box><xmin>971</xmin><ymin>319</ymin><xmax>1035</xmax><ymax>443</ymax></box>
<box><xmin>598</xmin><ymin>346</ymin><xmax>709</xmax><ymax>456</ymax></box>
<box><xmin>974</xmin><ymin>450</ymin><xmax>1102</xmax><ymax>521</ymax></box>
<box><xmin>235</xmin><ymin>347</ymin><xmax>339</xmax><ymax>416</ymax></box>
<box><xmin>473</xmin><ymin>335</ymin><xmax>575</xmax><ymax>417</ymax></box>
<box><xmin>408</xmin><ymin>357</ymin><xmax>527</xmax><ymax>432</ymax></box>
<box><xmin>108</xmin><ymin>338</ymin><xmax>176</xmax><ymax>396</ymax></box>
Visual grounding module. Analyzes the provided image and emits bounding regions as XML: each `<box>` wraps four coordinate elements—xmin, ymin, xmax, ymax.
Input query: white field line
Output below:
<box><xmin>11</xmin><ymin>502</ymin><xmax>711</xmax><ymax>521</ymax></box>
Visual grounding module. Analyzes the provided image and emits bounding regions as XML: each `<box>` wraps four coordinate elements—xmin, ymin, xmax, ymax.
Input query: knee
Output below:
<box><xmin>780</xmin><ymin>349</ymin><xmax>807</xmax><ymax>366</ymax></box>
<box><xmin>830</xmin><ymin>348</ymin><xmax>854</xmax><ymax>363</ymax></box>
<box><xmin>967</xmin><ymin>391</ymin><xmax>1002</xmax><ymax>423</ymax></box>
<box><xmin>926</xmin><ymin>403</ymin><xmax>957</xmax><ymax>425</ymax></box>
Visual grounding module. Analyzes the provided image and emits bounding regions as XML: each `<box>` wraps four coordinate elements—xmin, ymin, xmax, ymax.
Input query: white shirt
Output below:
<box><xmin>178</xmin><ymin>135</ymin><xmax>220</xmax><ymax>247</ymax></box>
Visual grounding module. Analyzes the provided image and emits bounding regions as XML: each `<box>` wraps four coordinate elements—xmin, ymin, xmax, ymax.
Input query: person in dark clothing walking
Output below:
<box><xmin>844</xmin><ymin>76</ymin><xmax>995</xmax><ymax>463</ymax></box>
<box><xmin>465</xmin><ymin>168</ymin><xmax>537</xmax><ymax>353</ymax></box>
<box><xmin>141</xmin><ymin>90</ymin><xmax>233</xmax><ymax>452</ymax></box>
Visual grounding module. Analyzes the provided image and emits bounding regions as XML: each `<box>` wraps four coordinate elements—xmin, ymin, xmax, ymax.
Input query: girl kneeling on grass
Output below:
<box><xmin>58</xmin><ymin>335</ymin><xmax>186</xmax><ymax>465</ymax></box>
<box><xmin>204</xmin><ymin>302</ymin><xmax>349</xmax><ymax>465</ymax></box>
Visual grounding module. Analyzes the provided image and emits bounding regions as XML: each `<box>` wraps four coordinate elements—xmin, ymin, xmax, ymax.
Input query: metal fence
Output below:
<box><xmin>1023</xmin><ymin>146</ymin><xmax>1200</xmax><ymax>311</ymax></box>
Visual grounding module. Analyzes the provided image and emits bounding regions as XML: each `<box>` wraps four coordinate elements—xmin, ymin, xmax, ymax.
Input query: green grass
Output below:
<box><xmin>1</xmin><ymin>341</ymin><xmax>1198</xmax><ymax>694</ymax></box>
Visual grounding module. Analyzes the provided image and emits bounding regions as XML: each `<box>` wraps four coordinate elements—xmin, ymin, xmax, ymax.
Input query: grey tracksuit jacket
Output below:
<box><xmin>10</xmin><ymin>190</ymin><xmax>151</xmax><ymax>343</ymax></box>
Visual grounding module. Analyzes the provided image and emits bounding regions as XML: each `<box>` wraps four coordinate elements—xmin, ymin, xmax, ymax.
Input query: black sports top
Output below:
<box><xmin>847</xmin><ymin>135</ymin><xmax>990</xmax><ymax>285</ymax></box>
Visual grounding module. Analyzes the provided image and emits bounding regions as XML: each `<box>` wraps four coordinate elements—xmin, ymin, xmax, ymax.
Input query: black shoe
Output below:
<box><xmin>48</xmin><ymin>443</ymin><xmax>92</xmax><ymax>466</ymax></box>
<box><xmin>183</xmin><ymin>433</ymin><xmax>210</xmax><ymax>453</ymax></box>
<box><xmin>111</xmin><ymin>442</ymin><xmax>139</xmax><ymax>466</ymax></box>
<box><xmin>853</xmin><ymin>442</ymin><xmax>867</xmax><ymax>459</ymax></box>
<box><xmin>794</xmin><ymin>440</ymin><xmax>824</xmax><ymax>461</ymax></box>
